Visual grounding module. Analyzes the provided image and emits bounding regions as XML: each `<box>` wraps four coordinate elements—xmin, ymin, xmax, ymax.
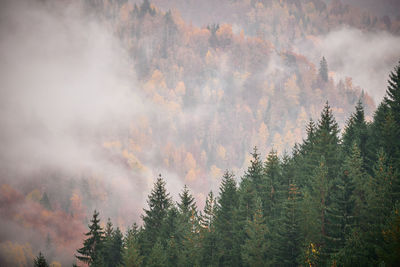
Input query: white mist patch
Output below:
<box><xmin>296</xmin><ymin>26</ymin><xmax>400</xmax><ymax>102</ymax></box>
<box><xmin>0</xmin><ymin>0</ymin><xmax>155</xmax><ymax>228</ymax></box>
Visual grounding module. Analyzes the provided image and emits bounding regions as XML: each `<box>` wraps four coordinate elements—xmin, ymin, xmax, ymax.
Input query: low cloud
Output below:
<box><xmin>296</xmin><ymin>26</ymin><xmax>400</xmax><ymax>102</ymax></box>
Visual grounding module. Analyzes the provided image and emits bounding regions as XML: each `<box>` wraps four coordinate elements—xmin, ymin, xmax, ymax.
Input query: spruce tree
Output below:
<box><xmin>386</xmin><ymin>61</ymin><xmax>400</xmax><ymax>125</ymax></box>
<box><xmin>277</xmin><ymin>184</ymin><xmax>302</xmax><ymax>266</ymax></box>
<box><xmin>300</xmin><ymin>157</ymin><xmax>329</xmax><ymax>265</ymax></box>
<box><xmin>147</xmin><ymin>241</ymin><xmax>168</xmax><ymax>267</ymax></box>
<box><xmin>34</xmin><ymin>252</ymin><xmax>49</xmax><ymax>267</ymax></box>
<box><xmin>319</xmin><ymin>56</ymin><xmax>329</xmax><ymax>82</ymax></box>
<box><xmin>178</xmin><ymin>185</ymin><xmax>197</xmax><ymax>216</ymax></box>
<box><xmin>76</xmin><ymin>210</ymin><xmax>104</xmax><ymax>265</ymax></box>
<box><xmin>215</xmin><ymin>170</ymin><xmax>239</xmax><ymax>266</ymax></box>
<box><xmin>241</xmin><ymin>198</ymin><xmax>271</xmax><ymax>267</ymax></box>
<box><xmin>342</xmin><ymin>100</ymin><xmax>370</xmax><ymax>171</ymax></box>
<box><xmin>141</xmin><ymin>174</ymin><xmax>172</xmax><ymax>254</ymax></box>
<box><xmin>263</xmin><ymin>149</ymin><xmax>283</xmax><ymax>221</ymax></box>
<box><xmin>314</xmin><ymin>101</ymin><xmax>341</xmax><ymax>179</ymax></box>
<box><xmin>124</xmin><ymin>223</ymin><xmax>143</xmax><ymax>267</ymax></box>
<box><xmin>199</xmin><ymin>191</ymin><xmax>218</xmax><ymax>266</ymax></box>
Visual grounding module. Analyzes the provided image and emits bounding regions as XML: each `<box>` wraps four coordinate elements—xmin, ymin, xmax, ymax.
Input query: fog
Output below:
<box><xmin>0</xmin><ymin>0</ymin><xmax>160</xmax><ymax>263</ymax></box>
<box><xmin>295</xmin><ymin>26</ymin><xmax>400</xmax><ymax>102</ymax></box>
<box><xmin>0</xmin><ymin>0</ymin><xmax>398</xmax><ymax>265</ymax></box>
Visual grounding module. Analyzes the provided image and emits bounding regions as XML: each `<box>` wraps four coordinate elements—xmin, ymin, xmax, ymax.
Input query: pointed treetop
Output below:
<box><xmin>354</xmin><ymin>99</ymin><xmax>365</xmax><ymax>124</ymax></box>
<box><xmin>34</xmin><ymin>252</ymin><xmax>49</xmax><ymax>267</ymax></box>
<box><xmin>317</xmin><ymin>101</ymin><xmax>339</xmax><ymax>135</ymax></box>
<box><xmin>319</xmin><ymin>56</ymin><xmax>329</xmax><ymax>82</ymax></box>
<box><xmin>178</xmin><ymin>185</ymin><xmax>196</xmax><ymax>214</ymax></box>
<box><xmin>386</xmin><ymin>61</ymin><xmax>400</xmax><ymax>123</ymax></box>
<box><xmin>105</xmin><ymin>218</ymin><xmax>113</xmax><ymax>238</ymax></box>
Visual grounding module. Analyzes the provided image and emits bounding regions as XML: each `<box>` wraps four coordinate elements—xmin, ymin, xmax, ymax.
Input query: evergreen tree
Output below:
<box><xmin>76</xmin><ymin>210</ymin><xmax>104</xmax><ymax>265</ymax></box>
<box><xmin>277</xmin><ymin>184</ymin><xmax>302</xmax><ymax>266</ymax></box>
<box><xmin>199</xmin><ymin>191</ymin><xmax>218</xmax><ymax>266</ymax></box>
<box><xmin>161</xmin><ymin>206</ymin><xmax>181</xmax><ymax>266</ymax></box>
<box><xmin>34</xmin><ymin>252</ymin><xmax>49</xmax><ymax>267</ymax></box>
<box><xmin>385</xmin><ymin>61</ymin><xmax>400</xmax><ymax>202</ymax></box>
<box><xmin>200</xmin><ymin>191</ymin><xmax>216</xmax><ymax>230</ymax></box>
<box><xmin>299</xmin><ymin>157</ymin><xmax>329</xmax><ymax>265</ymax></box>
<box><xmin>178</xmin><ymin>185</ymin><xmax>197</xmax><ymax>219</ymax></box>
<box><xmin>110</xmin><ymin>228</ymin><xmax>124</xmax><ymax>267</ymax></box>
<box><xmin>314</xmin><ymin>101</ymin><xmax>341</xmax><ymax>179</ymax></box>
<box><xmin>172</xmin><ymin>185</ymin><xmax>200</xmax><ymax>265</ymax></box>
<box><xmin>241</xmin><ymin>198</ymin><xmax>271</xmax><ymax>267</ymax></box>
<box><xmin>141</xmin><ymin>174</ymin><xmax>172</xmax><ymax>254</ymax></box>
<box><xmin>147</xmin><ymin>241</ymin><xmax>168</xmax><ymax>267</ymax></box>
<box><xmin>319</xmin><ymin>56</ymin><xmax>328</xmax><ymax>82</ymax></box>
<box><xmin>236</xmin><ymin>147</ymin><xmax>264</xmax><ymax>229</ymax></box>
<box><xmin>342</xmin><ymin>100</ymin><xmax>370</xmax><ymax>171</ymax></box>
<box><xmin>386</xmin><ymin>61</ymin><xmax>400</xmax><ymax>125</ymax></box>
<box><xmin>124</xmin><ymin>223</ymin><xmax>143</xmax><ymax>267</ymax></box>
<box><xmin>215</xmin><ymin>170</ymin><xmax>239</xmax><ymax>266</ymax></box>
<box><xmin>379</xmin><ymin>201</ymin><xmax>400</xmax><ymax>266</ymax></box>
<box><xmin>263</xmin><ymin>149</ymin><xmax>283</xmax><ymax>222</ymax></box>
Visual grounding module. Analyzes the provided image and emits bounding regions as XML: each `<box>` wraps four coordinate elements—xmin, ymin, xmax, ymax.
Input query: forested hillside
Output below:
<box><xmin>0</xmin><ymin>0</ymin><xmax>399</xmax><ymax>266</ymax></box>
<box><xmin>68</xmin><ymin>62</ymin><xmax>400</xmax><ymax>266</ymax></box>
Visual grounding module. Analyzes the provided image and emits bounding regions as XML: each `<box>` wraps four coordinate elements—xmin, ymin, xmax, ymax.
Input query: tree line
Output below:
<box><xmin>35</xmin><ymin>62</ymin><xmax>400</xmax><ymax>266</ymax></box>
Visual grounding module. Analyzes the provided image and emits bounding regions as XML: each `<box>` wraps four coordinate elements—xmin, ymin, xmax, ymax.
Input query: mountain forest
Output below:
<box><xmin>0</xmin><ymin>0</ymin><xmax>400</xmax><ymax>266</ymax></box>
<box><xmin>72</xmin><ymin>63</ymin><xmax>400</xmax><ymax>266</ymax></box>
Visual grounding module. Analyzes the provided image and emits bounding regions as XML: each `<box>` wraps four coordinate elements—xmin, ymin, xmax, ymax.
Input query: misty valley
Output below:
<box><xmin>1</xmin><ymin>0</ymin><xmax>400</xmax><ymax>266</ymax></box>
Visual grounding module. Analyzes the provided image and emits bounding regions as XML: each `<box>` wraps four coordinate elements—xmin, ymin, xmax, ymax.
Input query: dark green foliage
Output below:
<box><xmin>72</xmin><ymin>62</ymin><xmax>400</xmax><ymax>267</ymax></box>
<box><xmin>215</xmin><ymin>170</ymin><xmax>239</xmax><ymax>266</ymax></box>
<box><xmin>124</xmin><ymin>223</ymin><xmax>143</xmax><ymax>267</ymax></box>
<box><xmin>342</xmin><ymin>100</ymin><xmax>371</xmax><ymax>171</ymax></box>
<box><xmin>199</xmin><ymin>191</ymin><xmax>218</xmax><ymax>266</ymax></box>
<box><xmin>141</xmin><ymin>174</ymin><xmax>172</xmax><ymax>254</ymax></box>
<box><xmin>34</xmin><ymin>252</ymin><xmax>49</xmax><ymax>267</ymax></box>
<box><xmin>241</xmin><ymin>198</ymin><xmax>271</xmax><ymax>267</ymax></box>
<box><xmin>76</xmin><ymin>210</ymin><xmax>104</xmax><ymax>265</ymax></box>
<box><xmin>277</xmin><ymin>184</ymin><xmax>302</xmax><ymax>266</ymax></box>
<box><xmin>178</xmin><ymin>185</ymin><xmax>197</xmax><ymax>216</ymax></box>
<box><xmin>147</xmin><ymin>241</ymin><xmax>168</xmax><ymax>267</ymax></box>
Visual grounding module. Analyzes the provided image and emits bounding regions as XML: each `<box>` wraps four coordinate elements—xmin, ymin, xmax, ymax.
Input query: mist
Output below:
<box><xmin>0</xmin><ymin>0</ymin><xmax>158</xmax><ymax>264</ymax></box>
<box><xmin>0</xmin><ymin>0</ymin><xmax>397</xmax><ymax>265</ymax></box>
<box><xmin>296</xmin><ymin>26</ymin><xmax>400</xmax><ymax>102</ymax></box>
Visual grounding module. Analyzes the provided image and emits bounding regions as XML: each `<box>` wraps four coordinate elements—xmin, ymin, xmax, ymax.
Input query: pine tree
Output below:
<box><xmin>110</xmin><ymin>228</ymin><xmax>124</xmax><ymax>267</ymax></box>
<box><xmin>34</xmin><ymin>252</ymin><xmax>49</xmax><ymax>267</ymax></box>
<box><xmin>141</xmin><ymin>174</ymin><xmax>172</xmax><ymax>254</ymax></box>
<box><xmin>314</xmin><ymin>102</ymin><xmax>341</xmax><ymax>179</ymax></box>
<box><xmin>237</xmin><ymin>147</ymin><xmax>264</xmax><ymax>227</ymax></box>
<box><xmin>124</xmin><ymin>223</ymin><xmax>143</xmax><ymax>267</ymax></box>
<box><xmin>263</xmin><ymin>149</ymin><xmax>283</xmax><ymax>221</ymax></box>
<box><xmin>342</xmin><ymin>100</ymin><xmax>370</xmax><ymax>171</ymax></box>
<box><xmin>386</xmin><ymin>61</ymin><xmax>400</xmax><ymax>125</ymax></box>
<box><xmin>147</xmin><ymin>241</ymin><xmax>168</xmax><ymax>267</ymax></box>
<box><xmin>385</xmin><ymin>61</ymin><xmax>400</xmax><ymax>202</ymax></box>
<box><xmin>199</xmin><ymin>191</ymin><xmax>217</xmax><ymax>266</ymax></box>
<box><xmin>161</xmin><ymin>206</ymin><xmax>181</xmax><ymax>266</ymax></box>
<box><xmin>200</xmin><ymin>191</ymin><xmax>216</xmax><ymax>230</ymax></box>
<box><xmin>300</xmin><ymin>157</ymin><xmax>329</xmax><ymax>265</ymax></box>
<box><xmin>241</xmin><ymin>198</ymin><xmax>271</xmax><ymax>267</ymax></box>
<box><xmin>76</xmin><ymin>210</ymin><xmax>104</xmax><ymax>265</ymax></box>
<box><xmin>379</xmin><ymin>202</ymin><xmax>400</xmax><ymax>266</ymax></box>
<box><xmin>178</xmin><ymin>185</ymin><xmax>197</xmax><ymax>219</ymax></box>
<box><xmin>319</xmin><ymin>56</ymin><xmax>328</xmax><ymax>82</ymax></box>
<box><xmin>277</xmin><ymin>184</ymin><xmax>302</xmax><ymax>266</ymax></box>
<box><xmin>215</xmin><ymin>170</ymin><xmax>239</xmax><ymax>266</ymax></box>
